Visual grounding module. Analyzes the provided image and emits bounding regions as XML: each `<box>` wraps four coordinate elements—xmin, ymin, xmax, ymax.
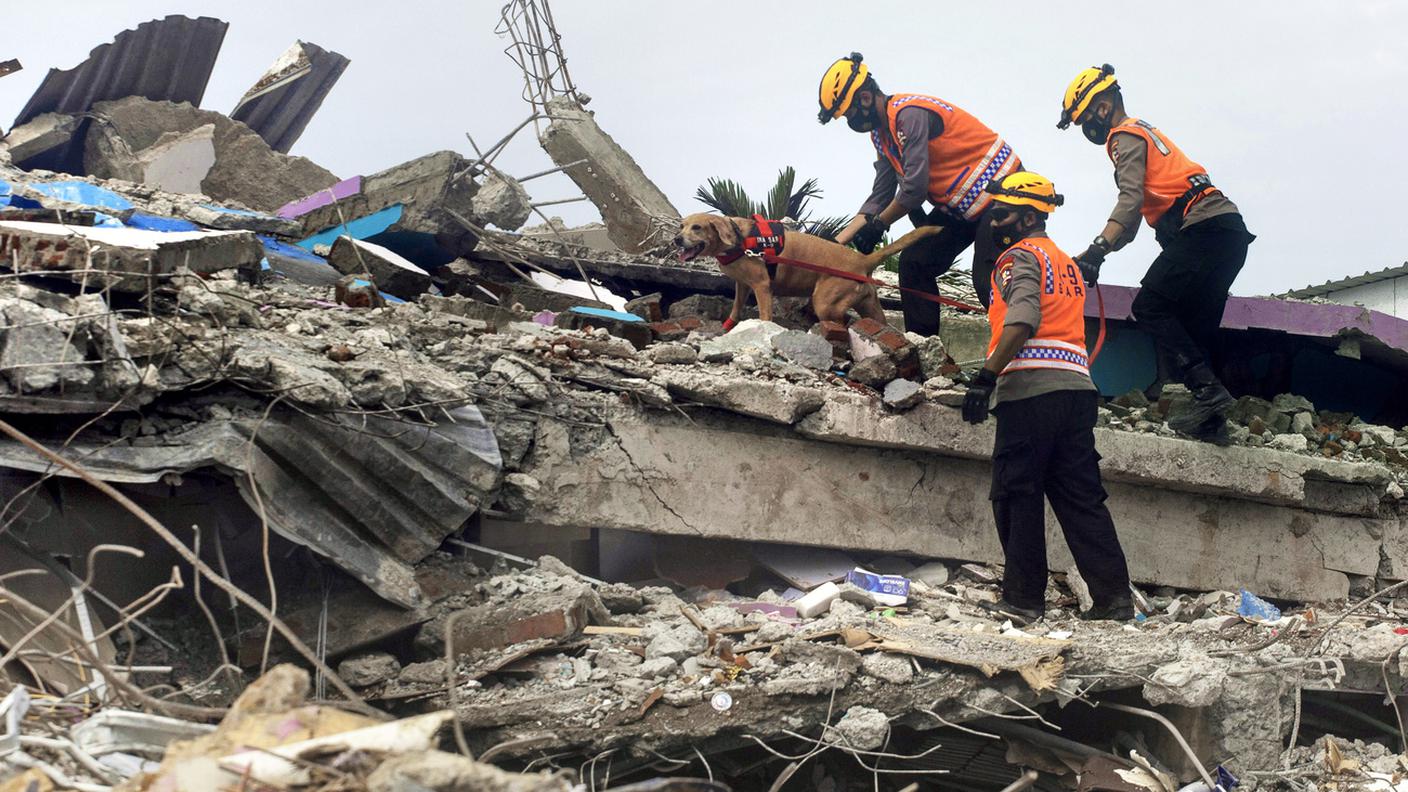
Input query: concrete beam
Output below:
<box><xmin>520</xmin><ymin>402</ymin><xmax>1401</xmax><ymax>601</ymax></box>
<box><xmin>540</xmin><ymin>97</ymin><xmax>678</xmax><ymax>254</ymax></box>
<box><xmin>796</xmin><ymin>394</ymin><xmax>1391</xmax><ymax>516</ymax></box>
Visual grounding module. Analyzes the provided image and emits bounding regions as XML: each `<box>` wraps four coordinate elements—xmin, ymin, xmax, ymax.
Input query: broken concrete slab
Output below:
<box><xmin>327</xmin><ymin>236</ymin><xmax>434</xmax><ymax>299</ymax></box>
<box><xmin>0</xmin><ymin>113</ymin><xmax>81</xmax><ymax>166</ymax></box>
<box><xmin>231</xmin><ymin>41</ymin><xmax>350</xmax><ymax>154</ymax></box>
<box><xmin>84</xmin><ymin>96</ymin><xmax>338</xmax><ymax>211</ymax></box>
<box><xmin>797</xmin><ymin>394</ymin><xmax>1393</xmax><ymax>515</ymax></box>
<box><xmin>285</xmin><ymin>151</ymin><xmax>480</xmax><ymax>261</ymax></box>
<box><xmin>184</xmin><ymin>204</ymin><xmax>302</xmax><ymax>236</ymax></box>
<box><xmin>0</xmin><ymin>220</ymin><xmax>262</xmax><ymax>292</ymax></box>
<box><xmin>126</xmin><ymin>122</ymin><xmax>218</xmax><ymax>194</ymax></box>
<box><xmin>470</xmin><ymin>173</ymin><xmax>532</xmax><ymax>231</ymax></box>
<box><xmin>0</xmin><ymin>299</ymin><xmax>95</xmax><ymax>393</ymax></box>
<box><xmin>652</xmin><ymin>368</ymin><xmax>825</xmax><ymax>424</ymax></box>
<box><xmin>520</xmin><ymin>403</ymin><xmax>1390</xmax><ymax>600</ymax></box>
<box><xmin>539</xmin><ymin>97</ymin><xmax>679</xmax><ymax>254</ymax></box>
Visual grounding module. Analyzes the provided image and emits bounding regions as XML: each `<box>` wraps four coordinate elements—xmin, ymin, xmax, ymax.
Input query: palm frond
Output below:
<box><xmin>694</xmin><ymin>178</ymin><xmax>754</xmax><ymax>217</ymax></box>
<box><xmin>760</xmin><ymin>167</ymin><xmax>796</xmax><ymax>220</ymax></box>
<box><xmin>787</xmin><ymin>177</ymin><xmax>824</xmax><ymax>222</ymax></box>
<box><xmin>803</xmin><ymin>214</ymin><xmax>850</xmax><ymax>241</ymax></box>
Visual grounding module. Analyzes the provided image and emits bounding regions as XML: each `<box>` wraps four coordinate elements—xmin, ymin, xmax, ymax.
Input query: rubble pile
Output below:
<box><xmin>8</xmin><ymin>7</ymin><xmax>1408</xmax><ymax>792</ymax></box>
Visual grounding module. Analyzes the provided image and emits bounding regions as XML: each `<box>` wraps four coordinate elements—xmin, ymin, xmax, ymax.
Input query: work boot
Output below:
<box><xmin>1167</xmin><ymin>362</ymin><xmax>1234</xmax><ymax>436</ymax></box>
<box><xmin>980</xmin><ymin>599</ymin><xmax>1044</xmax><ymax>627</ymax></box>
<box><xmin>1078</xmin><ymin>596</ymin><xmax>1135</xmax><ymax>622</ymax></box>
<box><xmin>1183</xmin><ymin>414</ymin><xmax>1234</xmax><ymax>446</ymax></box>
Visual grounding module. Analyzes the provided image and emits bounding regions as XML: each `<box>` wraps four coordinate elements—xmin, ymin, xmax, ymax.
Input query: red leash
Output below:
<box><xmin>1089</xmin><ymin>284</ymin><xmax>1106</xmax><ymax>365</ymax></box>
<box><xmin>754</xmin><ymin>253</ymin><xmax>985</xmax><ymax>313</ymax></box>
<box><xmin>741</xmin><ymin>251</ymin><xmax>1106</xmax><ymax>366</ymax></box>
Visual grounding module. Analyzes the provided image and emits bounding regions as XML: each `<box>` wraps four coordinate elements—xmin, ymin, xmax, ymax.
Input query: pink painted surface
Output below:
<box><xmin>276</xmin><ymin>176</ymin><xmax>363</xmax><ymax>219</ymax></box>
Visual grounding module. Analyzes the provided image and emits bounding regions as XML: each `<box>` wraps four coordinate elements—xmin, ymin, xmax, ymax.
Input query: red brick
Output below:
<box><xmin>816</xmin><ymin>320</ymin><xmax>849</xmax><ymax>344</ymax></box>
<box><xmin>444</xmin><ymin>588</ymin><xmax>599</xmax><ymax>652</ymax></box>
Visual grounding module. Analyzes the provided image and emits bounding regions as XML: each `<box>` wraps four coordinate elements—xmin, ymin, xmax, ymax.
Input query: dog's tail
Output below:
<box><xmin>861</xmin><ymin>225</ymin><xmax>944</xmax><ymax>274</ymax></box>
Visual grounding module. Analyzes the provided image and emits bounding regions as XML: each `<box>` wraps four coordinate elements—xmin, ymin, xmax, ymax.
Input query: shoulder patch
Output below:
<box><xmin>995</xmin><ymin>254</ymin><xmax>1016</xmax><ymax>289</ymax></box>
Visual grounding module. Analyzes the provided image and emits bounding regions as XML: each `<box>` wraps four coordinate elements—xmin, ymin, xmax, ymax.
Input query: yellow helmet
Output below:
<box><xmin>985</xmin><ymin>172</ymin><xmax>1064</xmax><ymax>214</ymax></box>
<box><xmin>817</xmin><ymin>52</ymin><xmax>869</xmax><ymax>124</ymax></box>
<box><xmin>1058</xmin><ymin>63</ymin><xmax>1117</xmax><ymax>129</ymax></box>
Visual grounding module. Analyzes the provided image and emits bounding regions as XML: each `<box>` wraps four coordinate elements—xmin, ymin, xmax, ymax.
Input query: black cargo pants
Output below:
<box><xmin>990</xmin><ymin>389</ymin><xmax>1131</xmax><ymax>610</ymax></box>
<box><xmin>1130</xmin><ymin>213</ymin><xmax>1254</xmax><ymax>372</ymax></box>
<box><xmin>897</xmin><ymin>206</ymin><xmax>1002</xmax><ymax>336</ymax></box>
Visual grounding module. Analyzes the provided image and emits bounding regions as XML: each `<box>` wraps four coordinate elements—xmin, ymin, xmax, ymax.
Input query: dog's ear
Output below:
<box><xmin>712</xmin><ymin>216</ymin><xmax>743</xmax><ymax>249</ymax></box>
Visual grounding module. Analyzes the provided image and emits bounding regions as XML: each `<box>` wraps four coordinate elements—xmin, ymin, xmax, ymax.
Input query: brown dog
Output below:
<box><xmin>673</xmin><ymin>213</ymin><xmax>941</xmax><ymax>326</ymax></box>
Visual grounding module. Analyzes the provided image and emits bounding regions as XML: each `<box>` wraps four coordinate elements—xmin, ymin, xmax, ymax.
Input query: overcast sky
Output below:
<box><xmin>4</xmin><ymin>1</ymin><xmax>1403</xmax><ymax>296</ymax></box>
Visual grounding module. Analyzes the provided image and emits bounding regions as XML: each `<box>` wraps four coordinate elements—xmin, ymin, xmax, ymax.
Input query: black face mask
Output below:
<box><xmin>847</xmin><ymin>102</ymin><xmax>880</xmax><ymax>133</ymax></box>
<box><xmin>1081</xmin><ymin>116</ymin><xmax>1110</xmax><ymax>145</ymax></box>
<box><xmin>1080</xmin><ymin>103</ymin><xmax>1111</xmax><ymax>144</ymax></box>
<box><xmin>988</xmin><ymin>208</ymin><xmax>1030</xmax><ymax>249</ymax></box>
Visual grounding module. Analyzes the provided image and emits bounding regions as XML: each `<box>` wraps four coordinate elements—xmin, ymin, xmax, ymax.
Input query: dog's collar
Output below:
<box><xmin>714</xmin><ymin>214</ymin><xmax>785</xmax><ymax>266</ymax></box>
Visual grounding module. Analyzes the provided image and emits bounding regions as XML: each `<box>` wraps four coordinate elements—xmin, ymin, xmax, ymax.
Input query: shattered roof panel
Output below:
<box><xmin>231</xmin><ymin>41</ymin><xmax>350</xmax><ymax>154</ymax></box>
<box><xmin>14</xmin><ymin>15</ymin><xmax>228</xmax><ymax>127</ymax></box>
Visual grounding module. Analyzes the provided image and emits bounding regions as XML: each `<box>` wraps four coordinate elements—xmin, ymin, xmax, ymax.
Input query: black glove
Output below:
<box><xmin>962</xmin><ymin>369</ymin><xmax>998</xmax><ymax>424</ymax></box>
<box><xmin>1074</xmin><ymin>247</ymin><xmax>1104</xmax><ymax>285</ymax></box>
<box><xmin>852</xmin><ymin>215</ymin><xmax>890</xmax><ymax>254</ymax></box>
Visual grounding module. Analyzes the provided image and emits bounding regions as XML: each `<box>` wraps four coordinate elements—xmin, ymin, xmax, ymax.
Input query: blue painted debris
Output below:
<box><xmin>260</xmin><ymin>235</ymin><xmax>328</xmax><ymax>264</ymax></box>
<box><xmin>90</xmin><ymin>212</ymin><xmax>125</xmax><ymax>228</ymax></box>
<box><xmin>297</xmin><ymin>204</ymin><xmax>404</xmax><ymax>251</ymax></box>
<box><xmin>260</xmin><ymin>235</ymin><xmax>339</xmax><ymax>287</ymax></box>
<box><xmin>351</xmin><ymin>278</ymin><xmax>405</xmax><ymax>305</ymax></box>
<box><xmin>26</xmin><ymin>181</ymin><xmax>134</xmax><ymax>211</ymax></box>
<box><xmin>1237</xmin><ymin>588</ymin><xmax>1282</xmax><ymax>623</ymax></box>
<box><xmin>0</xmin><ymin>179</ymin><xmax>43</xmax><ymax>210</ymax></box>
<box><xmin>123</xmin><ymin>212</ymin><xmax>201</xmax><ymax>232</ymax></box>
<box><xmin>568</xmin><ymin>306</ymin><xmax>644</xmax><ymax>323</ymax></box>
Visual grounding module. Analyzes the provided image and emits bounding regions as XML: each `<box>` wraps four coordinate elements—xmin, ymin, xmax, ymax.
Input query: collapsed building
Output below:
<box><xmin>4</xmin><ymin>7</ymin><xmax>1408</xmax><ymax>792</ymax></box>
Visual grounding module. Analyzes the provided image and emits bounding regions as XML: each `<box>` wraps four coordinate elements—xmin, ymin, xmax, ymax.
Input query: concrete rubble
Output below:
<box><xmin>6</xmin><ymin>7</ymin><xmax>1408</xmax><ymax>792</ymax></box>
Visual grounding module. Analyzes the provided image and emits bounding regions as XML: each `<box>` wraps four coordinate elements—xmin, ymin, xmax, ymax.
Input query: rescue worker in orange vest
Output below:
<box><xmin>961</xmin><ymin>172</ymin><xmax>1133</xmax><ymax>626</ymax></box>
<box><xmin>817</xmin><ymin>53</ymin><xmax>1023</xmax><ymax>335</ymax></box>
<box><xmin>1059</xmin><ymin>65</ymin><xmax>1255</xmax><ymax>443</ymax></box>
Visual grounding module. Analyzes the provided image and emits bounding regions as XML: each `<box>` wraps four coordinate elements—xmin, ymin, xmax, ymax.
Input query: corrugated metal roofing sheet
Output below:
<box><xmin>231</xmin><ymin>41</ymin><xmax>349</xmax><ymax>154</ymax></box>
<box><xmin>1283</xmin><ymin>261</ymin><xmax>1408</xmax><ymax>299</ymax></box>
<box><xmin>14</xmin><ymin>15</ymin><xmax>228</xmax><ymax>128</ymax></box>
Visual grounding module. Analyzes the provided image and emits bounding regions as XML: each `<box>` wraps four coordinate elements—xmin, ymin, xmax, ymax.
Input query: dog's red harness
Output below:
<box><xmin>715</xmin><ymin>214</ymin><xmax>785</xmax><ymax>266</ymax></box>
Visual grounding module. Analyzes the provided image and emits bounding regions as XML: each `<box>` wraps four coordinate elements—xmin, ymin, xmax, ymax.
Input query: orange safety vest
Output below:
<box><xmin>872</xmin><ymin>94</ymin><xmax>1020</xmax><ymax>221</ymax></box>
<box><xmin>987</xmin><ymin>237</ymin><xmax>1091</xmax><ymax>376</ymax></box>
<box><xmin>1104</xmin><ymin>118</ymin><xmax>1216</xmax><ymax>229</ymax></box>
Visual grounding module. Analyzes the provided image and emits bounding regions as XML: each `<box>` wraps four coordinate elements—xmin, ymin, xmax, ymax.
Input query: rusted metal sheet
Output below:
<box><xmin>232</xmin><ymin>41</ymin><xmax>349</xmax><ymax>154</ymax></box>
<box><xmin>14</xmin><ymin>16</ymin><xmax>227</xmax><ymax>128</ymax></box>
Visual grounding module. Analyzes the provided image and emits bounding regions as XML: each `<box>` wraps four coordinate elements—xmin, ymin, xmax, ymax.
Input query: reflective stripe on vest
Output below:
<box><xmin>871</xmin><ymin>94</ymin><xmax>1020</xmax><ymax>221</ymax></box>
<box><xmin>1104</xmin><ymin>118</ymin><xmax>1215</xmax><ymax>228</ymax></box>
<box><xmin>986</xmin><ymin>238</ymin><xmax>1091</xmax><ymax>377</ymax></box>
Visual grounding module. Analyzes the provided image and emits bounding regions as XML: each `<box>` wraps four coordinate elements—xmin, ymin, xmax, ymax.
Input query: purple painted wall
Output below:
<box><xmin>1084</xmin><ymin>284</ymin><xmax>1408</xmax><ymax>353</ymax></box>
